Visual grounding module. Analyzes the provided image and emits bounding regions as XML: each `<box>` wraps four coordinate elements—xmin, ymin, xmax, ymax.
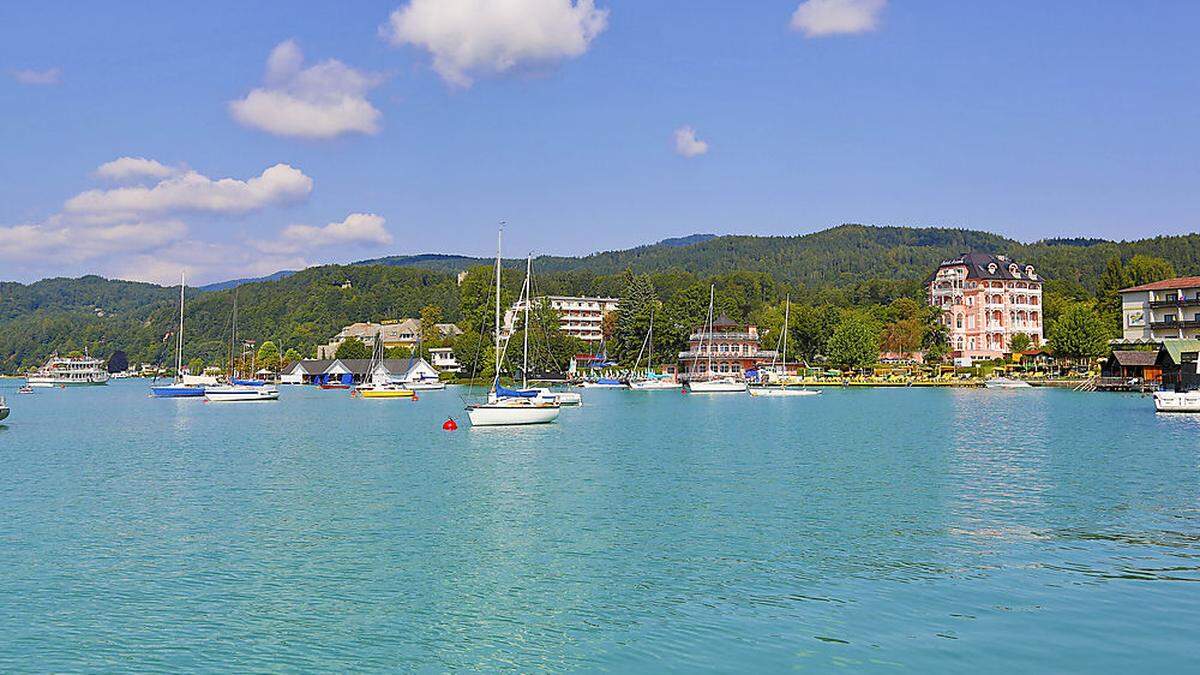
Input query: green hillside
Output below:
<box><xmin>1</xmin><ymin>224</ymin><xmax>1196</xmax><ymax>372</ymax></box>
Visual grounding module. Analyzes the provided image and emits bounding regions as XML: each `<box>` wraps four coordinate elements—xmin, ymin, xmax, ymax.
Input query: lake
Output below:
<box><xmin>1</xmin><ymin>380</ymin><xmax>1198</xmax><ymax>671</ymax></box>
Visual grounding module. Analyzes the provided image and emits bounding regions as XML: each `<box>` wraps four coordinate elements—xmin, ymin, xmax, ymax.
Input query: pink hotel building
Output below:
<box><xmin>927</xmin><ymin>253</ymin><xmax>1044</xmax><ymax>363</ymax></box>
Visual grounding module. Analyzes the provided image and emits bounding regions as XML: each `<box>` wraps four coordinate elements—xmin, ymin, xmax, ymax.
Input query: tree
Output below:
<box><xmin>256</xmin><ymin>340</ymin><xmax>281</xmax><ymax>371</ymax></box>
<box><xmin>282</xmin><ymin>348</ymin><xmax>302</xmax><ymax>368</ymax></box>
<box><xmin>335</xmin><ymin>336</ymin><xmax>370</xmax><ymax>360</ymax></box>
<box><xmin>385</xmin><ymin>345</ymin><xmax>413</xmax><ymax>360</ymax></box>
<box><xmin>1009</xmin><ymin>333</ymin><xmax>1033</xmax><ymax>354</ymax></box>
<box><xmin>1047</xmin><ymin>304</ymin><xmax>1111</xmax><ymax>361</ymax></box>
<box><xmin>789</xmin><ymin>304</ymin><xmax>840</xmax><ymax>362</ymax></box>
<box><xmin>106</xmin><ymin>350</ymin><xmax>128</xmax><ymax>373</ymax></box>
<box><xmin>614</xmin><ymin>270</ymin><xmax>658</xmax><ymax>364</ymax></box>
<box><xmin>826</xmin><ymin>312</ymin><xmax>881</xmax><ymax>370</ymax></box>
<box><xmin>419</xmin><ymin>304</ymin><xmax>444</xmax><ymax>359</ymax></box>
<box><xmin>187</xmin><ymin>356</ymin><xmax>204</xmax><ymax>375</ymax></box>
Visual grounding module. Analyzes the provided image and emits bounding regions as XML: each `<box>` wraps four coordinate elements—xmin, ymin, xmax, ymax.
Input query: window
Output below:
<box><xmin>956</xmin><ymin>314</ymin><xmax>963</xmax><ymax>328</ymax></box>
<box><xmin>966</xmin><ymin>296</ymin><xmax>974</xmax><ymax>306</ymax></box>
<box><xmin>1165</xmin><ymin>314</ymin><xmax>1177</xmax><ymax>322</ymax></box>
<box><xmin>968</xmin><ymin>315</ymin><xmax>975</xmax><ymax>329</ymax></box>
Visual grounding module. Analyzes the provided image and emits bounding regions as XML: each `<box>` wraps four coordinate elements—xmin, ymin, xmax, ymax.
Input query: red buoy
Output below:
<box><xmin>442</xmin><ymin>418</ymin><xmax>458</xmax><ymax>431</ymax></box>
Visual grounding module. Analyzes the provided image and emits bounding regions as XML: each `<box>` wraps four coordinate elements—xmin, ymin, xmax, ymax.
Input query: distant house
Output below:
<box><xmin>317</xmin><ymin>319</ymin><xmax>463</xmax><ymax>358</ymax></box>
<box><xmin>677</xmin><ymin>315</ymin><xmax>776</xmax><ymax>382</ymax></box>
<box><xmin>282</xmin><ymin>357</ymin><xmax>440</xmax><ymax>385</ymax></box>
<box><xmin>504</xmin><ymin>295</ymin><xmax>619</xmax><ymax>343</ymax></box>
<box><xmin>428</xmin><ymin>346</ymin><xmax>461</xmax><ymax>373</ymax></box>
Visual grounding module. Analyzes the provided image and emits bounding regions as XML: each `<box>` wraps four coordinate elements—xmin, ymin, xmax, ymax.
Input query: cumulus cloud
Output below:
<box><xmin>11</xmin><ymin>67</ymin><xmax>61</xmax><ymax>85</ymax></box>
<box><xmin>382</xmin><ymin>0</ymin><xmax>608</xmax><ymax>87</ymax></box>
<box><xmin>673</xmin><ymin>126</ymin><xmax>709</xmax><ymax>158</ymax></box>
<box><xmin>274</xmin><ymin>213</ymin><xmax>392</xmax><ymax>252</ymax></box>
<box><xmin>64</xmin><ymin>163</ymin><xmax>313</xmax><ymax>224</ymax></box>
<box><xmin>229</xmin><ymin>40</ymin><xmax>383</xmax><ymax>139</ymax></box>
<box><xmin>0</xmin><ymin>216</ymin><xmax>187</xmax><ymax>265</ymax></box>
<box><xmin>95</xmin><ymin>157</ymin><xmax>180</xmax><ymax>182</ymax></box>
<box><xmin>790</xmin><ymin>0</ymin><xmax>886</xmax><ymax>37</ymax></box>
<box><xmin>113</xmin><ymin>240</ymin><xmax>308</xmax><ymax>286</ymax></box>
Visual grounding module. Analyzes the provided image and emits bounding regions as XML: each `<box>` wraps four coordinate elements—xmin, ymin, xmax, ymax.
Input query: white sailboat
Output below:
<box><xmin>628</xmin><ymin>307</ymin><xmax>679</xmax><ymax>390</ymax></box>
<box><xmin>466</xmin><ymin>230</ymin><xmax>561</xmax><ymax>426</ymax></box>
<box><xmin>204</xmin><ymin>290</ymin><xmax>280</xmax><ymax>402</ymax></box>
<box><xmin>750</xmin><ymin>295</ymin><xmax>818</xmax><ymax>398</ymax></box>
<box><xmin>151</xmin><ymin>272</ymin><xmax>206</xmax><ymax>398</ymax></box>
<box><xmin>685</xmin><ymin>285</ymin><xmax>747</xmax><ymax>393</ymax></box>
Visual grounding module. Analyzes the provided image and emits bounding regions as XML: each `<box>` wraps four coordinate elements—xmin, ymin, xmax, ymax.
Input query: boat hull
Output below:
<box><xmin>685</xmin><ymin>378</ymin><xmax>747</xmax><ymax>393</ymax></box>
<box><xmin>984</xmin><ymin>378</ymin><xmax>1032</xmax><ymax>389</ymax></box>
<box><xmin>358</xmin><ymin>389</ymin><xmax>415</xmax><ymax>398</ymax></box>
<box><xmin>749</xmin><ymin>387</ymin><xmax>819</xmax><ymax>397</ymax></box>
<box><xmin>628</xmin><ymin>380</ymin><xmax>679</xmax><ymax>390</ymax></box>
<box><xmin>0</xmin><ymin>406</ymin><xmax>8</xmax><ymax>422</ymax></box>
<box><xmin>26</xmin><ymin>377</ymin><xmax>108</xmax><ymax>387</ymax></box>
<box><xmin>467</xmin><ymin>403</ymin><xmax>561</xmax><ymax>426</ymax></box>
<box><xmin>405</xmin><ymin>381</ymin><xmax>446</xmax><ymax>391</ymax></box>
<box><xmin>1154</xmin><ymin>391</ymin><xmax>1200</xmax><ymax>413</ymax></box>
<box><xmin>151</xmin><ymin>385</ymin><xmax>205</xmax><ymax>398</ymax></box>
<box><xmin>204</xmin><ymin>386</ymin><xmax>280</xmax><ymax>402</ymax></box>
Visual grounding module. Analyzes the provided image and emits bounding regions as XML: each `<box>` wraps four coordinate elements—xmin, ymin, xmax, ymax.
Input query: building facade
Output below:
<box><xmin>677</xmin><ymin>316</ymin><xmax>775</xmax><ymax>381</ymax></box>
<box><xmin>1119</xmin><ymin>276</ymin><xmax>1200</xmax><ymax>341</ymax></box>
<box><xmin>927</xmin><ymin>253</ymin><xmax>1044</xmax><ymax>363</ymax></box>
<box><xmin>317</xmin><ymin>319</ymin><xmax>463</xmax><ymax>358</ymax></box>
<box><xmin>505</xmin><ymin>295</ymin><xmax>619</xmax><ymax>343</ymax></box>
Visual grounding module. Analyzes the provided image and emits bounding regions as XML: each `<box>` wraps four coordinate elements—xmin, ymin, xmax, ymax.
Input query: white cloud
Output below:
<box><xmin>0</xmin><ymin>216</ymin><xmax>187</xmax><ymax>264</ymax></box>
<box><xmin>273</xmin><ymin>213</ymin><xmax>392</xmax><ymax>252</ymax></box>
<box><xmin>95</xmin><ymin>157</ymin><xmax>180</xmax><ymax>182</ymax></box>
<box><xmin>11</xmin><ymin>67</ymin><xmax>61</xmax><ymax>85</ymax></box>
<box><xmin>790</xmin><ymin>0</ymin><xmax>886</xmax><ymax>37</ymax></box>
<box><xmin>229</xmin><ymin>40</ymin><xmax>383</xmax><ymax>139</ymax></box>
<box><xmin>64</xmin><ymin>163</ymin><xmax>313</xmax><ymax>224</ymax></box>
<box><xmin>382</xmin><ymin>0</ymin><xmax>608</xmax><ymax>87</ymax></box>
<box><xmin>113</xmin><ymin>240</ymin><xmax>308</xmax><ymax>286</ymax></box>
<box><xmin>673</xmin><ymin>126</ymin><xmax>709</xmax><ymax>158</ymax></box>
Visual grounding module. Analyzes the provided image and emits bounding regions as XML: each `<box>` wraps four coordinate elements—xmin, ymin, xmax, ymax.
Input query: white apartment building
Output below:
<box><xmin>1120</xmin><ymin>276</ymin><xmax>1200</xmax><ymax>341</ymax></box>
<box><xmin>504</xmin><ymin>295</ymin><xmax>620</xmax><ymax>343</ymax></box>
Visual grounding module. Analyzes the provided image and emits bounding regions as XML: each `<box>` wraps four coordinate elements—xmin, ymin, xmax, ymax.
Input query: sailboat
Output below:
<box><xmin>684</xmin><ymin>285</ymin><xmax>747</xmax><ymax>393</ymax></box>
<box><xmin>204</xmin><ymin>290</ymin><xmax>280</xmax><ymax>402</ymax></box>
<box><xmin>749</xmin><ymin>295</ymin><xmax>818</xmax><ymax>397</ymax></box>
<box><xmin>355</xmin><ymin>333</ymin><xmax>415</xmax><ymax>398</ymax></box>
<box><xmin>151</xmin><ymin>272</ymin><xmax>206</xmax><ymax>398</ymax></box>
<box><xmin>466</xmin><ymin>230</ymin><xmax>561</xmax><ymax>426</ymax></box>
<box><xmin>628</xmin><ymin>307</ymin><xmax>679</xmax><ymax>390</ymax></box>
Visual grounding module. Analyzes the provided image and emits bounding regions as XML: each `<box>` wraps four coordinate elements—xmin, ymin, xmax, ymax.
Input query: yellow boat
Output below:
<box><xmin>355</xmin><ymin>384</ymin><xmax>415</xmax><ymax>398</ymax></box>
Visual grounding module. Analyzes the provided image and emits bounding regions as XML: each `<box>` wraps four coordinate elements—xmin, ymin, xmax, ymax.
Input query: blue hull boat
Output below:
<box><xmin>151</xmin><ymin>385</ymin><xmax>205</xmax><ymax>398</ymax></box>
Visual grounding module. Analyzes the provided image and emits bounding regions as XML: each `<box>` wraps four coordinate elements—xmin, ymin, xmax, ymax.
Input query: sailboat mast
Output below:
<box><xmin>782</xmin><ymin>295</ymin><xmax>790</xmax><ymax>376</ymax></box>
<box><xmin>522</xmin><ymin>254</ymin><xmax>531</xmax><ymax>389</ymax></box>
<box><xmin>706</xmin><ymin>284</ymin><xmax>715</xmax><ymax>378</ymax></box>
<box><xmin>177</xmin><ymin>272</ymin><xmax>185</xmax><ymax>377</ymax></box>
<box><xmin>494</xmin><ymin>226</ymin><xmax>502</xmax><ymax>386</ymax></box>
<box><xmin>648</xmin><ymin>307</ymin><xmax>655</xmax><ymax>371</ymax></box>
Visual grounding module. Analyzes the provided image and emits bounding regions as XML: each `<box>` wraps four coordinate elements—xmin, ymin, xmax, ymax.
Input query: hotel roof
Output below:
<box><xmin>929</xmin><ymin>252</ymin><xmax>1040</xmax><ymax>282</ymax></box>
<box><xmin>1119</xmin><ymin>276</ymin><xmax>1200</xmax><ymax>293</ymax></box>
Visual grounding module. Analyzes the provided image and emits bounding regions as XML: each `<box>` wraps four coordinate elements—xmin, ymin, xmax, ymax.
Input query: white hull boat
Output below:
<box><xmin>984</xmin><ymin>377</ymin><xmax>1032</xmax><ymax>389</ymax></box>
<box><xmin>685</xmin><ymin>377</ymin><xmax>747</xmax><ymax>393</ymax></box>
<box><xmin>467</xmin><ymin>400</ymin><xmax>561</xmax><ymax>426</ymax></box>
<box><xmin>0</xmin><ymin>397</ymin><xmax>8</xmax><ymax>422</ymax></box>
<box><xmin>1154</xmin><ymin>390</ymin><xmax>1200</xmax><ymax>413</ymax></box>
<box><xmin>580</xmin><ymin>380</ymin><xmax>625</xmax><ymax>389</ymax></box>
<box><xmin>628</xmin><ymin>379</ymin><xmax>679</xmax><ymax>391</ymax></box>
<box><xmin>204</xmin><ymin>385</ymin><xmax>280</xmax><ymax>402</ymax></box>
<box><xmin>405</xmin><ymin>380</ymin><xmax>446</xmax><ymax>391</ymax></box>
<box><xmin>749</xmin><ymin>386</ymin><xmax>818</xmax><ymax>397</ymax></box>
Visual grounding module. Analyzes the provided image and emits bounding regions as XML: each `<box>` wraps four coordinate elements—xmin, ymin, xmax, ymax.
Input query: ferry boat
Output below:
<box><xmin>1153</xmin><ymin>390</ymin><xmax>1200</xmax><ymax>412</ymax></box>
<box><xmin>27</xmin><ymin>354</ymin><xmax>110</xmax><ymax>387</ymax></box>
<box><xmin>0</xmin><ymin>396</ymin><xmax>9</xmax><ymax>422</ymax></box>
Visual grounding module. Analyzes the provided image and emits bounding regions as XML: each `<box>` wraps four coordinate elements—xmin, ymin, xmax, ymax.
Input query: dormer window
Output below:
<box><xmin>1025</xmin><ymin>265</ymin><xmax>1036</xmax><ymax>279</ymax></box>
<box><xmin>987</xmin><ymin>263</ymin><xmax>998</xmax><ymax>274</ymax></box>
<box><xmin>1009</xmin><ymin>264</ymin><xmax>1019</xmax><ymax>277</ymax></box>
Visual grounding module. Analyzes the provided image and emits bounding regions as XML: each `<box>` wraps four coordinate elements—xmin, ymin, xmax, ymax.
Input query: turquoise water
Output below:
<box><xmin>1</xmin><ymin>380</ymin><xmax>1198</xmax><ymax>672</ymax></box>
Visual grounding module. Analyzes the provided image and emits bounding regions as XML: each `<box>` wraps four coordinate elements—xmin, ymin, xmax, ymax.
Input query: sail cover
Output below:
<box><xmin>496</xmin><ymin>383</ymin><xmax>538</xmax><ymax>398</ymax></box>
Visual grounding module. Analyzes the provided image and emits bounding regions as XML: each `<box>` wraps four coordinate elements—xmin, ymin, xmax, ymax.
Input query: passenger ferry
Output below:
<box><xmin>26</xmin><ymin>354</ymin><xmax>110</xmax><ymax>387</ymax></box>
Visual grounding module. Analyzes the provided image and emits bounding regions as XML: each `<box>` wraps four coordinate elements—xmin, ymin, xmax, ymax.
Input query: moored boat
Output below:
<box><xmin>750</xmin><ymin>295</ymin><xmax>818</xmax><ymax>398</ymax></box>
<box><xmin>581</xmin><ymin>378</ymin><xmax>625</xmax><ymax>388</ymax></box>
<box><xmin>465</xmin><ymin>230</ymin><xmax>561</xmax><ymax>427</ymax></box>
<box><xmin>984</xmin><ymin>377</ymin><xmax>1032</xmax><ymax>389</ymax></box>
<box><xmin>27</xmin><ymin>353</ymin><xmax>109</xmax><ymax>387</ymax></box>
<box><xmin>204</xmin><ymin>385</ymin><xmax>280</xmax><ymax>402</ymax></box>
<box><xmin>152</xmin><ymin>272</ymin><xmax>206</xmax><ymax>398</ymax></box>
<box><xmin>686</xmin><ymin>377</ymin><xmax>747</xmax><ymax>393</ymax></box>
<box><xmin>682</xmin><ymin>285</ymin><xmax>748</xmax><ymax>394</ymax></box>
<box><xmin>0</xmin><ymin>396</ymin><xmax>9</xmax><ymax>422</ymax></box>
<box><xmin>1154</xmin><ymin>390</ymin><xmax>1200</xmax><ymax>412</ymax></box>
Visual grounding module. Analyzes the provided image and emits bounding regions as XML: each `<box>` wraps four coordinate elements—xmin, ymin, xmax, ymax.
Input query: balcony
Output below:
<box><xmin>1149</xmin><ymin>298</ymin><xmax>1200</xmax><ymax>309</ymax></box>
<box><xmin>1150</xmin><ymin>319</ymin><xmax>1200</xmax><ymax>330</ymax></box>
<box><xmin>688</xmin><ymin>331</ymin><xmax>757</xmax><ymax>341</ymax></box>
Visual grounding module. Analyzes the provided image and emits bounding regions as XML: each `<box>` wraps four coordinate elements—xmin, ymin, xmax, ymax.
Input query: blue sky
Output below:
<box><xmin>2</xmin><ymin>1</ymin><xmax>1198</xmax><ymax>285</ymax></box>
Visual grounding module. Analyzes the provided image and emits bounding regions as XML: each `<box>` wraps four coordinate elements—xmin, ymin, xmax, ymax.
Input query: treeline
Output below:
<box><xmin>1</xmin><ymin>225</ymin><xmax>1196</xmax><ymax>372</ymax></box>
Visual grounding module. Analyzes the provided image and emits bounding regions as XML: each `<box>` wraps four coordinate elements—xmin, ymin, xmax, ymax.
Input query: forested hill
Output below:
<box><xmin>3</xmin><ymin>224</ymin><xmax>1200</xmax><ymax>372</ymax></box>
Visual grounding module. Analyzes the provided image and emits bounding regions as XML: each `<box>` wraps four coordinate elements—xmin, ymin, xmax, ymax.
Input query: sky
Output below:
<box><xmin>1</xmin><ymin>0</ymin><xmax>1198</xmax><ymax>285</ymax></box>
